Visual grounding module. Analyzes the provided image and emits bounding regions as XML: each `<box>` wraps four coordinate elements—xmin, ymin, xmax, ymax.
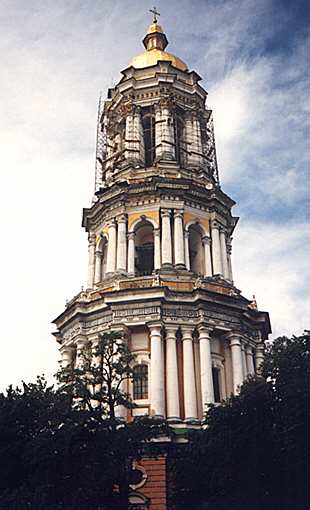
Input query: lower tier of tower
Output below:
<box><xmin>53</xmin><ymin>274</ymin><xmax>270</xmax><ymax>422</ymax></box>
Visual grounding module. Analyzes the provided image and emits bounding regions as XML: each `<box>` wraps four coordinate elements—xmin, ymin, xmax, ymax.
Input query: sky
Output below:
<box><xmin>0</xmin><ymin>0</ymin><xmax>309</xmax><ymax>390</ymax></box>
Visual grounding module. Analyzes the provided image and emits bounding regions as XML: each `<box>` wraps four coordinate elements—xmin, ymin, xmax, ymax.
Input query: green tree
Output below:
<box><xmin>173</xmin><ymin>331</ymin><xmax>310</xmax><ymax>510</ymax></box>
<box><xmin>57</xmin><ymin>330</ymin><xmax>137</xmax><ymax>421</ymax></box>
<box><xmin>0</xmin><ymin>331</ymin><xmax>165</xmax><ymax>509</ymax></box>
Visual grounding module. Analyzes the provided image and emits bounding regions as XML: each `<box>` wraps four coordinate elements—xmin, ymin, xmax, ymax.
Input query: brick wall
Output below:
<box><xmin>140</xmin><ymin>456</ymin><xmax>167</xmax><ymax>510</ymax></box>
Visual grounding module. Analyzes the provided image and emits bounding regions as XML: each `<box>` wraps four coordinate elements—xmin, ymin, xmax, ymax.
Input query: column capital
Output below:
<box><xmin>107</xmin><ymin>218</ymin><xmax>117</xmax><ymax>228</ymax></box>
<box><xmin>202</xmin><ymin>235</ymin><xmax>211</xmax><ymax>246</ymax></box>
<box><xmin>173</xmin><ymin>210</ymin><xmax>184</xmax><ymax>219</ymax></box>
<box><xmin>154</xmin><ymin>228</ymin><xmax>161</xmax><ymax>238</ymax></box>
<box><xmin>75</xmin><ymin>338</ymin><xmax>89</xmax><ymax>350</ymax></box>
<box><xmin>148</xmin><ymin>322</ymin><xmax>162</xmax><ymax>334</ymax></box>
<box><xmin>88</xmin><ymin>232</ymin><xmax>96</xmax><ymax>244</ymax></box>
<box><xmin>211</xmin><ymin>219</ymin><xmax>221</xmax><ymax>230</ymax></box>
<box><xmin>95</xmin><ymin>249</ymin><xmax>103</xmax><ymax>256</ymax></box>
<box><xmin>127</xmin><ymin>231</ymin><xmax>135</xmax><ymax>241</ymax></box>
<box><xmin>198</xmin><ymin>325</ymin><xmax>212</xmax><ymax>337</ymax></box>
<box><xmin>161</xmin><ymin>209</ymin><xmax>171</xmax><ymax>218</ymax></box>
<box><xmin>117</xmin><ymin>214</ymin><xmax>127</xmax><ymax>224</ymax></box>
<box><xmin>181</xmin><ymin>327</ymin><xmax>193</xmax><ymax>341</ymax></box>
<box><xmin>246</xmin><ymin>344</ymin><xmax>253</xmax><ymax>354</ymax></box>
<box><xmin>184</xmin><ymin>230</ymin><xmax>190</xmax><ymax>239</ymax></box>
<box><xmin>165</xmin><ymin>325</ymin><xmax>179</xmax><ymax>337</ymax></box>
<box><xmin>60</xmin><ymin>345</ymin><xmax>75</xmax><ymax>355</ymax></box>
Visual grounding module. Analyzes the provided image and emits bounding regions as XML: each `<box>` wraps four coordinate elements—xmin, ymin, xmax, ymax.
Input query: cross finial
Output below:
<box><xmin>149</xmin><ymin>6</ymin><xmax>160</xmax><ymax>23</ymax></box>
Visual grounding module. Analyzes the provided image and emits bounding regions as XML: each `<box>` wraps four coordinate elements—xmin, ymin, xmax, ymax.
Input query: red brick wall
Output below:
<box><xmin>140</xmin><ymin>456</ymin><xmax>167</xmax><ymax>510</ymax></box>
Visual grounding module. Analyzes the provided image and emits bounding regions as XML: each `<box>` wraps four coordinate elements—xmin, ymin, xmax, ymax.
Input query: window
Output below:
<box><xmin>212</xmin><ymin>366</ymin><xmax>221</xmax><ymax>403</ymax></box>
<box><xmin>142</xmin><ymin>107</ymin><xmax>155</xmax><ymax>167</ymax></box>
<box><xmin>133</xmin><ymin>364</ymin><xmax>148</xmax><ymax>400</ymax></box>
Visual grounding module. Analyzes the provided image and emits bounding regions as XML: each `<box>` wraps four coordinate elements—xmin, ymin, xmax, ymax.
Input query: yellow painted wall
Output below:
<box><xmin>183</xmin><ymin>211</ymin><xmax>210</xmax><ymax>232</ymax></box>
<box><xmin>128</xmin><ymin>210</ymin><xmax>159</xmax><ymax>231</ymax></box>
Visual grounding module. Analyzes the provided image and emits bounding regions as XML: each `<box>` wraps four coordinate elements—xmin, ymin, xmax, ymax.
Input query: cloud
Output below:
<box><xmin>234</xmin><ymin>221</ymin><xmax>310</xmax><ymax>338</ymax></box>
<box><xmin>0</xmin><ymin>0</ymin><xmax>309</xmax><ymax>391</ymax></box>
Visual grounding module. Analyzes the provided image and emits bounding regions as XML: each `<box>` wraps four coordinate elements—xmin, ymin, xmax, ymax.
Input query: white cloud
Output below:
<box><xmin>234</xmin><ymin>221</ymin><xmax>310</xmax><ymax>338</ymax></box>
<box><xmin>0</xmin><ymin>0</ymin><xmax>309</xmax><ymax>391</ymax></box>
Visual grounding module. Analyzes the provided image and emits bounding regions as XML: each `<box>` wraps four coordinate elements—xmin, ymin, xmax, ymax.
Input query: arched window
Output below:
<box><xmin>212</xmin><ymin>366</ymin><xmax>221</xmax><ymax>403</ymax></box>
<box><xmin>133</xmin><ymin>364</ymin><xmax>148</xmax><ymax>400</ymax></box>
<box><xmin>135</xmin><ymin>221</ymin><xmax>154</xmax><ymax>276</ymax></box>
<box><xmin>142</xmin><ymin>107</ymin><xmax>155</xmax><ymax>167</ymax></box>
<box><xmin>188</xmin><ymin>224</ymin><xmax>205</xmax><ymax>275</ymax></box>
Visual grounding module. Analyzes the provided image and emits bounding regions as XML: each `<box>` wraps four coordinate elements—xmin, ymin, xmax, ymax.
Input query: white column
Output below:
<box><xmin>75</xmin><ymin>339</ymin><xmax>88</xmax><ymax>369</ymax></box>
<box><xmin>165</xmin><ymin>326</ymin><xmax>180</xmax><ymax>421</ymax></box>
<box><xmin>106</xmin><ymin>220</ymin><xmax>117</xmax><ymax>274</ymax></box>
<box><xmin>198</xmin><ymin>327</ymin><xmax>214</xmax><ymax>414</ymax></box>
<box><xmin>94</xmin><ymin>249</ymin><xmax>102</xmax><ymax>284</ymax></box>
<box><xmin>241</xmin><ymin>342</ymin><xmax>247</xmax><ymax>379</ymax></box>
<box><xmin>155</xmin><ymin>104</ymin><xmax>163</xmax><ymax>161</ymax></box>
<box><xmin>211</xmin><ymin>221</ymin><xmax>223</xmax><ymax>275</ymax></box>
<box><xmin>255</xmin><ymin>344</ymin><xmax>264</xmax><ymax>375</ymax></box>
<box><xmin>161</xmin><ymin>209</ymin><xmax>172</xmax><ymax>267</ymax></box>
<box><xmin>116</xmin><ymin>215</ymin><xmax>127</xmax><ymax>272</ymax></box>
<box><xmin>202</xmin><ymin>236</ymin><xmax>212</xmax><ymax>277</ymax></box>
<box><xmin>87</xmin><ymin>234</ymin><xmax>96</xmax><ymax>288</ymax></box>
<box><xmin>220</xmin><ymin>228</ymin><xmax>230</xmax><ymax>279</ymax></box>
<box><xmin>174</xmin><ymin>211</ymin><xmax>185</xmax><ymax>268</ymax></box>
<box><xmin>184</xmin><ymin>231</ymin><xmax>190</xmax><ymax>270</ymax></box>
<box><xmin>114</xmin><ymin>335</ymin><xmax>128</xmax><ymax>421</ymax></box>
<box><xmin>90</xmin><ymin>338</ymin><xmax>101</xmax><ymax>409</ymax></box>
<box><xmin>246</xmin><ymin>345</ymin><xmax>255</xmax><ymax>376</ymax></box>
<box><xmin>149</xmin><ymin>325</ymin><xmax>165</xmax><ymax>418</ymax></box>
<box><xmin>127</xmin><ymin>232</ymin><xmax>135</xmax><ymax>275</ymax></box>
<box><xmin>60</xmin><ymin>346</ymin><xmax>75</xmax><ymax>369</ymax></box>
<box><xmin>227</xmin><ymin>237</ymin><xmax>233</xmax><ymax>282</ymax></box>
<box><xmin>230</xmin><ymin>334</ymin><xmax>244</xmax><ymax>394</ymax></box>
<box><xmin>160</xmin><ymin>99</ymin><xmax>175</xmax><ymax>160</ymax></box>
<box><xmin>154</xmin><ymin>229</ymin><xmax>161</xmax><ymax>271</ymax></box>
<box><xmin>182</xmin><ymin>327</ymin><xmax>198</xmax><ymax>421</ymax></box>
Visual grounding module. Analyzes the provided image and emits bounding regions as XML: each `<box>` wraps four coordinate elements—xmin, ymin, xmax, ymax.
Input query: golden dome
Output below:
<box><xmin>128</xmin><ymin>21</ymin><xmax>188</xmax><ymax>72</ymax></box>
<box><xmin>130</xmin><ymin>49</ymin><xmax>188</xmax><ymax>71</ymax></box>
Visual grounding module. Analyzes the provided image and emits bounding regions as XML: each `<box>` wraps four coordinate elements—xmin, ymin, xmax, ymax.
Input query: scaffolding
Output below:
<box><xmin>94</xmin><ymin>94</ymin><xmax>107</xmax><ymax>193</ymax></box>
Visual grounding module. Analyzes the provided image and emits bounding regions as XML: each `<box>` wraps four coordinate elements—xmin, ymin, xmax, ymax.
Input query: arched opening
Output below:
<box><xmin>188</xmin><ymin>224</ymin><xmax>205</xmax><ymax>275</ymax></box>
<box><xmin>142</xmin><ymin>107</ymin><xmax>155</xmax><ymax>167</ymax></box>
<box><xmin>134</xmin><ymin>221</ymin><xmax>154</xmax><ymax>276</ymax></box>
<box><xmin>212</xmin><ymin>366</ymin><xmax>221</xmax><ymax>403</ymax></box>
<box><xmin>133</xmin><ymin>364</ymin><xmax>148</xmax><ymax>400</ymax></box>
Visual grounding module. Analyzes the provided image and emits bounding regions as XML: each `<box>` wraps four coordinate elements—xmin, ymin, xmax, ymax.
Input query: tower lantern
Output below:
<box><xmin>53</xmin><ymin>16</ymin><xmax>271</xmax><ymax>506</ymax></box>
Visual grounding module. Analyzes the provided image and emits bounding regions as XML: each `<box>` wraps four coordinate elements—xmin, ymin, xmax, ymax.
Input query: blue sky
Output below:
<box><xmin>0</xmin><ymin>0</ymin><xmax>309</xmax><ymax>389</ymax></box>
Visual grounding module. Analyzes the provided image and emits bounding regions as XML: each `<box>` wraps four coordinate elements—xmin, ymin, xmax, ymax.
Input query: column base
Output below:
<box><xmin>174</xmin><ymin>263</ymin><xmax>186</xmax><ymax>270</ymax></box>
<box><xmin>184</xmin><ymin>418</ymin><xmax>200</xmax><ymax>425</ymax></box>
<box><xmin>167</xmin><ymin>417</ymin><xmax>182</xmax><ymax>424</ymax></box>
<box><xmin>161</xmin><ymin>263</ymin><xmax>173</xmax><ymax>270</ymax></box>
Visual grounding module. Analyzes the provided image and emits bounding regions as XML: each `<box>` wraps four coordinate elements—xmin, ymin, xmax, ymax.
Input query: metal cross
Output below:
<box><xmin>149</xmin><ymin>6</ymin><xmax>160</xmax><ymax>23</ymax></box>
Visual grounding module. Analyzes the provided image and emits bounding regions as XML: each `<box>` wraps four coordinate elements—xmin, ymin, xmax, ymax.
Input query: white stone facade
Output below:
<box><xmin>53</xmin><ymin>20</ymin><xmax>271</xmax><ymax>425</ymax></box>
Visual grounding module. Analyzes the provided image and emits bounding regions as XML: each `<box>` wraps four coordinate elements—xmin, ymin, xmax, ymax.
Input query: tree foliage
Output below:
<box><xmin>173</xmin><ymin>331</ymin><xmax>310</xmax><ymax>510</ymax></box>
<box><xmin>0</xmin><ymin>332</ymin><xmax>165</xmax><ymax>510</ymax></box>
<box><xmin>57</xmin><ymin>330</ymin><xmax>137</xmax><ymax>420</ymax></box>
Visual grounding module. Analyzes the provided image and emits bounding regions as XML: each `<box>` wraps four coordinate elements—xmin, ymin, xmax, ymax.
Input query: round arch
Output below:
<box><xmin>184</xmin><ymin>218</ymin><xmax>209</xmax><ymax>237</ymax></box>
<box><xmin>129</xmin><ymin>214</ymin><xmax>159</xmax><ymax>233</ymax></box>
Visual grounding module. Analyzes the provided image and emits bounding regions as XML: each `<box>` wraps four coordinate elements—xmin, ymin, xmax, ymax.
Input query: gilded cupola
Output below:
<box><xmin>129</xmin><ymin>20</ymin><xmax>188</xmax><ymax>72</ymax></box>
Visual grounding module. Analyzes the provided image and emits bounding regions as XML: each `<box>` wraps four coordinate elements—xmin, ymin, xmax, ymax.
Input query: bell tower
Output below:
<box><xmin>53</xmin><ymin>16</ymin><xmax>271</xmax><ymax>424</ymax></box>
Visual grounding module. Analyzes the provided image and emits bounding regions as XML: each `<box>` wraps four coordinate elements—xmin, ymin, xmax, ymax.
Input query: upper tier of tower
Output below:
<box><xmin>94</xmin><ymin>20</ymin><xmax>218</xmax><ymax>193</ymax></box>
